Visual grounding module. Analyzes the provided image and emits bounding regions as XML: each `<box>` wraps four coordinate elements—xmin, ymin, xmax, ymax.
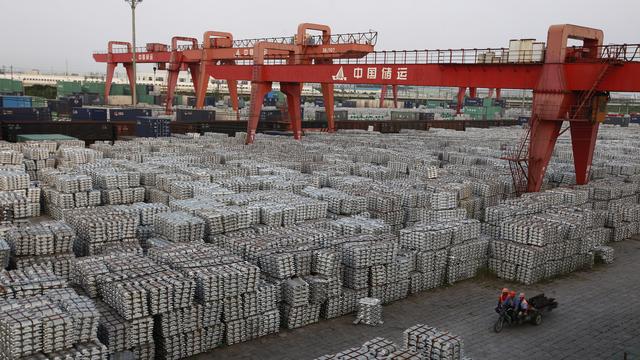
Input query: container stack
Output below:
<box><xmin>5</xmin><ymin>221</ymin><xmax>77</xmax><ymax>279</ymax></box>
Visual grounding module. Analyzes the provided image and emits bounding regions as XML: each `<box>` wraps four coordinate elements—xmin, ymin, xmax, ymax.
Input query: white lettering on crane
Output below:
<box><xmin>332</xmin><ymin>67</ymin><xmax>347</xmax><ymax>81</ymax></box>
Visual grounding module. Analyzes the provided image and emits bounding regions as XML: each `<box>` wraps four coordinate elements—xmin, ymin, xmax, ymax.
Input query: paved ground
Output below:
<box><xmin>193</xmin><ymin>237</ymin><xmax>640</xmax><ymax>360</ymax></box>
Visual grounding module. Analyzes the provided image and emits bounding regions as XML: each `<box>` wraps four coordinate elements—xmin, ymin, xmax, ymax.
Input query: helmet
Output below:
<box><xmin>509</xmin><ymin>291</ymin><xmax>516</xmax><ymax>297</ymax></box>
<box><xmin>501</xmin><ymin>288</ymin><xmax>509</xmax><ymax>293</ymax></box>
<box><xmin>519</xmin><ymin>293</ymin><xmax>525</xmax><ymax>298</ymax></box>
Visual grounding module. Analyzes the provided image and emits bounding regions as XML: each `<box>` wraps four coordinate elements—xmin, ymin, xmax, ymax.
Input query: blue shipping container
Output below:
<box><xmin>0</xmin><ymin>96</ymin><xmax>32</xmax><ymax>108</ymax></box>
<box><xmin>464</xmin><ymin>97</ymin><xmax>483</xmax><ymax>107</ymax></box>
<box><xmin>136</xmin><ymin>117</ymin><xmax>171</xmax><ymax>137</ymax></box>
<box><xmin>71</xmin><ymin>107</ymin><xmax>108</xmax><ymax>121</ymax></box>
<box><xmin>110</xmin><ymin>108</ymin><xmax>152</xmax><ymax>121</ymax></box>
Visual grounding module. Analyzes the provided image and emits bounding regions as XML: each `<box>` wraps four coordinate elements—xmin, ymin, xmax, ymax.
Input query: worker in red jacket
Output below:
<box><xmin>497</xmin><ymin>288</ymin><xmax>512</xmax><ymax>309</ymax></box>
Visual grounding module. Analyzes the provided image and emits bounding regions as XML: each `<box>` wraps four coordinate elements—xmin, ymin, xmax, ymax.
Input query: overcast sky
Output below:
<box><xmin>2</xmin><ymin>0</ymin><xmax>638</xmax><ymax>74</ymax></box>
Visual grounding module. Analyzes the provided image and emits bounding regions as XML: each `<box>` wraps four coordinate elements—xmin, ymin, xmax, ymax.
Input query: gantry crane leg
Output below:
<box><xmin>527</xmin><ymin>119</ymin><xmax>562</xmax><ymax>191</ymax></box>
<box><xmin>246</xmin><ymin>81</ymin><xmax>273</xmax><ymax>144</ymax></box>
<box><xmin>280</xmin><ymin>82</ymin><xmax>303</xmax><ymax>140</ymax></box>
<box><xmin>105</xmin><ymin>63</ymin><xmax>117</xmax><ymax>105</ymax></box>
<box><xmin>321</xmin><ymin>83</ymin><xmax>335</xmax><ymax>132</ymax></box>
<box><xmin>165</xmin><ymin>68</ymin><xmax>179</xmax><ymax>114</ymax></box>
<box><xmin>570</xmin><ymin>122</ymin><xmax>600</xmax><ymax>185</ymax></box>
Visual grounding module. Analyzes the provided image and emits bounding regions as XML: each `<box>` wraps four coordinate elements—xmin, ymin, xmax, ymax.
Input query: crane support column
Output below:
<box><xmin>570</xmin><ymin>122</ymin><xmax>600</xmax><ymax>185</ymax></box>
<box><xmin>246</xmin><ymin>81</ymin><xmax>272</xmax><ymax>144</ymax></box>
<box><xmin>379</xmin><ymin>85</ymin><xmax>387</xmax><ymax>108</ymax></box>
<box><xmin>281</xmin><ymin>82</ymin><xmax>303</xmax><ymax>140</ymax></box>
<box><xmin>165</xmin><ymin>69</ymin><xmax>179</xmax><ymax>114</ymax></box>
<box><xmin>456</xmin><ymin>87</ymin><xmax>466</xmax><ymax>114</ymax></box>
<box><xmin>105</xmin><ymin>63</ymin><xmax>117</xmax><ymax>105</ymax></box>
<box><xmin>321</xmin><ymin>83</ymin><xmax>335</xmax><ymax>132</ymax></box>
<box><xmin>392</xmin><ymin>85</ymin><xmax>399</xmax><ymax>108</ymax></box>
<box><xmin>527</xmin><ymin>24</ymin><xmax>604</xmax><ymax>192</ymax></box>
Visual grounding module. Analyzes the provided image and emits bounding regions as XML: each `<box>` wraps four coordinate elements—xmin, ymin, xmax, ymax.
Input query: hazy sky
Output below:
<box><xmin>2</xmin><ymin>0</ymin><xmax>639</xmax><ymax>74</ymax></box>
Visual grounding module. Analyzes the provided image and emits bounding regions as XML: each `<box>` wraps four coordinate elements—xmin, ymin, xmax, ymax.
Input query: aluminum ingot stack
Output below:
<box><xmin>403</xmin><ymin>324</ymin><xmax>465</xmax><ymax>360</ymax></box>
<box><xmin>154</xmin><ymin>211</ymin><xmax>205</xmax><ymax>243</ymax></box>
<box><xmin>88</xmin><ymin>168</ymin><xmax>145</xmax><ymax>206</ymax></box>
<box><xmin>5</xmin><ymin>221</ymin><xmax>77</xmax><ymax>279</ymax></box>
<box><xmin>487</xmin><ymin>190</ymin><xmax>602</xmax><ymax>284</ymax></box>
<box><xmin>353</xmin><ymin>297</ymin><xmax>383</xmax><ymax>326</ymax></box>
<box><xmin>0</xmin><ymin>169</ymin><xmax>41</xmax><ymax>221</ymax></box>
<box><xmin>315</xmin><ymin>324</ymin><xmax>468</xmax><ymax>360</ymax></box>
<box><xmin>147</xmin><ymin>241</ymin><xmax>279</xmax><ymax>352</ymax></box>
<box><xmin>0</xmin><ymin>238</ymin><xmax>9</xmax><ymax>269</ymax></box>
<box><xmin>0</xmin><ymin>266</ymin><xmax>107</xmax><ymax>360</ymax></box>
<box><xmin>65</xmin><ymin>206</ymin><xmax>140</xmax><ymax>256</ymax></box>
<box><xmin>55</xmin><ymin>147</ymin><xmax>103</xmax><ymax>169</ymax></box>
<box><xmin>22</xmin><ymin>144</ymin><xmax>56</xmax><ymax>180</ymax></box>
<box><xmin>40</xmin><ymin>171</ymin><xmax>100</xmax><ymax>220</ymax></box>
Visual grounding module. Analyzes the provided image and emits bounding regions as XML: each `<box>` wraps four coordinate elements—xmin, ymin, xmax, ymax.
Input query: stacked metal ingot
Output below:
<box><xmin>40</xmin><ymin>172</ymin><xmax>101</xmax><ymax>220</ymax></box>
<box><xmin>65</xmin><ymin>206</ymin><xmax>140</xmax><ymax>256</ymax></box>
<box><xmin>301</xmin><ymin>187</ymin><xmax>367</xmax><ymax>215</ymax></box>
<box><xmin>56</xmin><ymin>147</ymin><xmax>103</xmax><ymax>168</ymax></box>
<box><xmin>22</xmin><ymin>145</ymin><xmax>56</xmax><ymax>180</ymax></box>
<box><xmin>315</xmin><ymin>324</ymin><xmax>468</xmax><ymax>360</ymax></box>
<box><xmin>0</xmin><ymin>266</ymin><xmax>105</xmax><ymax>359</ymax></box>
<box><xmin>147</xmin><ymin>242</ymin><xmax>279</xmax><ymax>352</ymax></box>
<box><xmin>0</xmin><ymin>169</ymin><xmax>41</xmax><ymax>221</ymax></box>
<box><xmin>5</xmin><ymin>221</ymin><xmax>77</xmax><ymax>279</ymax></box>
<box><xmin>154</xmin><ymin>211</ymin><xmax>205</xmax><ymax>243</ymax></box>
<box><xmin>487</xmin><ymin>191</ymin><xmax>604</xmax><ymax>284</ymax></box>
<box><xmin>354</xmin><ymin>297</ymin><xmax>383</xmax><ymax>326</ymax></box>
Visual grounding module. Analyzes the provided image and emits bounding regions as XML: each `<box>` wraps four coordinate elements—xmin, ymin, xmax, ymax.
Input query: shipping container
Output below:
<box><xmin>16</xmin><ymin>133</ymin><xmax>78</xmax><ymax>142</ymax></box>
<box><xmin>315</xmin><ymin>110</ymin><xmax>348</xmax><ymax>122</ymax></box>
<box><xmin>0</xmin><ymin>79</ymin><xmax>23</xmax><ymax>95</ymax></box>
<box><xmin>136</xmin><ymin>117</ymin><xmax>171</xmax><ymax>137</ymax></box>
<box><xmin>71</xmin><ymin>107</ymin><xmax>108</xmax><ymax>121</ymax></box>
<box><xmin>260</xmin><ymin>109</ymin><xmax>283</xmax><ymax>122</ymax></box>
<box><xmin>0</xmin><ymin>96</ymin><xmax>32</xmax><ymax>108</ymax></box>
<box><xmin>1</xmin><ymin>120</ymin><xmax>115</xmax><ymax>143</ymax></box>
<box><xmin>176</xmin><ymin>109</ymin><xmax>216</xmax><ymax>123</ymax></box>
<box><xmin>464</xmin><ymin>97</ymin><xmax>483</xmax><ymax>107</ymax></box>
<box><xmin>390</xmin><ymin>111</ymin><xmax>420</xmax><ymax>121</ymax></box>
<box><xmin>419</xmin><ymin>112</ymin><xmax>435</xmax><ymax>121</ymax></box>
<box><xmin>110</xmin><ymin>108</ymin><xmax>153</xmax><ymax>121</ymax></box>
<box><xmin>0</xmin><ymin>107</ymin><xmax>51</xmax><ymax>121</ymax></box>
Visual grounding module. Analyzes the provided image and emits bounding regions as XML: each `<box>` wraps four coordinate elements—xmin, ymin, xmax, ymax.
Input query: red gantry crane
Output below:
<box><xmin>94</xmin><ymin>24</ymin><xmax>640</xmax><ymax>192</ymax></box>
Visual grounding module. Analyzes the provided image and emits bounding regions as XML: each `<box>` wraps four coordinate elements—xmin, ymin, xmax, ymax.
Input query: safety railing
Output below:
<box><xmin>93</xmin><ymin>31</ymin><xmax>378</xmax><ymax>55</ymax></box>
<box><xmin>255</xmin><ymin>48</ymin><xmax>547</xmax><ymax>65</ymax></box>
<box><xmin>596</xmin><ymin>44</ymin><xmax>640</xmax><ymax>62</ymax></box>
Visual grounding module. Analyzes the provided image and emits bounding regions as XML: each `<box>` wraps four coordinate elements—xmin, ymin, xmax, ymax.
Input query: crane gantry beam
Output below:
<box><xmin>94</xmin><ymin>23</ymin><xmax>640</xmax><ymax>192</ymax></box>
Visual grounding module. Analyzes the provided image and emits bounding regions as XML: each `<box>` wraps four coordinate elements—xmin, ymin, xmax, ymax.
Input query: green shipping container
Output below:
<box><xmin>17</xmin><ymin>134</ymin><xmax>79</xmax><ymax>142</ymax></box>
<box><xmin>83</xmin><ymin>82</ymin><xmax>106</xmax><ymax>95</ymax></box>
<box><xmin>57</xmin><ymin>81</ymin><xmax>82</xmax><ymax>97</ymax></box>
<box><xmin>31</xmin><ymin>96</ymin><xmax>47</xmax><ymax>108</ymax></box>
<box><xmin>0</xmin><ymin>79</ymin><xmax>23</xmax><ymax>94</ymax></box>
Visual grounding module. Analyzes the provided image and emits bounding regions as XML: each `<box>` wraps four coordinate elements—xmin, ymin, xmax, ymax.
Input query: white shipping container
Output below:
<box><xmin>508</xmin><ymin>40</ymin><xmax>521</xmax><ymax>63</ymax></box>
<box><xmin>519</xmin><ymin>39</ymin><xmax>535</xmax><ymax>63</ymax></box>
<box><xmin>108</xmin><ymin>95</ymin><xmax>133</xmax><ymax>106</ymax></box>
<box><xmin>532</xmin><ymin>42</ymin><xmax>545</xmax><ymax>62</ymax></box>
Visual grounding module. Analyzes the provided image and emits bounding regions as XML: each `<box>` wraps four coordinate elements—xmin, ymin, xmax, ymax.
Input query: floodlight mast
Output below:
<box><xmin>125</xmin><ymin>0</ymin><xmax>142</xmax><ymax>106</ymax></box>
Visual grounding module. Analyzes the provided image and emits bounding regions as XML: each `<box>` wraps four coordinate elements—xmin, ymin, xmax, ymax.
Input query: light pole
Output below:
<box><xmin>125</xmin><ymin>0</ymin><xmax>142</xmax><ymax>106</ymax></box>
